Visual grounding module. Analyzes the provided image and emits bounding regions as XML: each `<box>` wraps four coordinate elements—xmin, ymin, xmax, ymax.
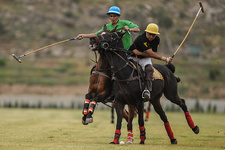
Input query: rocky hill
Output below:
<box><xmin>0</xmin><ymin>0</ymin><xmax>225</xmax><ymax>59</ymax></box>
<box><xmin>0</xmin><ymin>0</ymin><xmax>225</xmax><ymax>99</ymax></box>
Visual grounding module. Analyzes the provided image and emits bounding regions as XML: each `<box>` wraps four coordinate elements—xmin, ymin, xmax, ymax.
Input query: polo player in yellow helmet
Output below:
<box><xmin>129</xmin><ymin>23</ymin><xmax>173</xmax><ymax>100</ymax></box>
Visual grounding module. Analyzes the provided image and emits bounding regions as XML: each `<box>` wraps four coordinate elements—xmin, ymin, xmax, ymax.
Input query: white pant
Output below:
<box><xmin>130</xmin><ymin>57</ymin><xmax>152</xmax><ymax>71</ymax></box>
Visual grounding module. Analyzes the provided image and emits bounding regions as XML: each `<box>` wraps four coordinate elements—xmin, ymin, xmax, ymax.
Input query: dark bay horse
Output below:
<box><xmin>89</xmin><ymin>31</ymin><xmax>199</xmax><ymax>144</ymax></box>
<box><xmin>82</xmin><ymin>27</ymin><xmax>136</xmax><ymax>143</ymax></box>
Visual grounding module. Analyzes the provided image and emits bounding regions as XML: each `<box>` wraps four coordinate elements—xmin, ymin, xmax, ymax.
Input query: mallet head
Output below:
<box><xmin>12</xmin><ymin>54</ymin><xmax>22</xmax><ymax>63</ymax></box>
<box><xmin>199</xmin><ymin>1</ymin><xmax>205</xmax><ymax>13</ymax></box>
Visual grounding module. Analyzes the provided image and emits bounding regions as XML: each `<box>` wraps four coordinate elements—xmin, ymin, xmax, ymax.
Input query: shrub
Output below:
<box><xmin>64</xmin><ymin>10</ymin><xmax>73</xmax><ymax>18</ymax></box>
<box><xmin>0</xmin><ymin>59</ymin><xmax>6</xmax><ymax>67</ymax></box>
<box><xmin>0</xmin><ymin>22</ymin><xmax>6</xmax><ymax>34</ymax></box>
<box><xmin>209</xmin><ymin>69</ymin><xmax>221</xmax><ymax>80</ymax></box>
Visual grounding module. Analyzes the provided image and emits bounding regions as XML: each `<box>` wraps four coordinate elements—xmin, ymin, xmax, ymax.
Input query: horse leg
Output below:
<box><xmin>111</xmin><ymin>103</ymin><xmax>115</xmax><ymax>124</ymax></box>
<box><xmin>126</xmin><ymin>105</ymin><xmax>135</xmax><ymax>144</ymax></box>
<box><xmin>145</xmin><ymin>102</ymin><xmax>151</xmax><ymax>121</ymax></box>
<box><xmin>163</xmin><ymin>73</ymin><xmax>199</xmax><ymax>134</ymax></box>
<box><xmin>181</xmin><ymin>99</ymin><xmax>199</xmax><ymax>134</ymax></box>
<box><xmin>122</xmin><ymin>107</ymin><xmax>129</xmax><ymax>122</ymax></box>
<box><xmin>151</xmin><ymin>99</ymin><xmax>177</xmax><ymax>144</ymax></box>
<box><xmin>86</xmin><ymin>96</ymin><xmax>98</xmax><ymax>124</ymax></box>
<box><xmin>111</xmin><ymin>106</ymin><xmax>114</xmax><ymax>124</ymax></box>
<box><xmin>110</xmin><ymin>101</ymin><xmax>124</xmax><ymax>144</ymax></box>
<box><xmin>82</xmin><ymin>92</ymin><xmax>92</xmax><ymax>125</ymax></box>
<box><xmin>137</xmin><ymin>101</ymin><xmax>146</xmax><ymax>144</ymax></box>
<box><xmin>165</xmin><ymin>95</ymin><xmax>199</xmax><ymax>134</ymax></box>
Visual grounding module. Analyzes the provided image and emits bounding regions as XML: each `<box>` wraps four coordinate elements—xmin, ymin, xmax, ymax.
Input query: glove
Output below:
<box><xmin>76</xmin><ymin>35</ymin><xmax>84</xmax><ymax>40</ymax></box>
<box><xmin>162</xmin><ymin>56</ymin><xmax>172</xmax><ymax>63</ymax></box>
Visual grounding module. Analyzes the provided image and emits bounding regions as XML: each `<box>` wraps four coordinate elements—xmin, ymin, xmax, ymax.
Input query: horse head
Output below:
<box><xmin>89</xmin><ymin>30</ymin><xmax>125</xmax><ymax>52</ymax></box>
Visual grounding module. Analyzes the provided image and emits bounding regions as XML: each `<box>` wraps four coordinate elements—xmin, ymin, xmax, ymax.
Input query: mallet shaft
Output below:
<box><xmin>12</xmin><ymin>37</ymin><xmax>77</xmax><ymax>63</ymax></box>
<box><xmin>21</xmin><ymin>39</ymin><xmax>71</xmax><ymax>57</ymax></box>
<box><xmin>172</xmin><ymin>2</ymin><xmax>204</xmax><ymax>58</ymax></box>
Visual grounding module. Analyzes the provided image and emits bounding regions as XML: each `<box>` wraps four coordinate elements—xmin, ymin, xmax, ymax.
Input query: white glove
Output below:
<box><xmin>162</xmin><ymin>56</ymin><xmax>172</xmax><ymax>63</ymax></box>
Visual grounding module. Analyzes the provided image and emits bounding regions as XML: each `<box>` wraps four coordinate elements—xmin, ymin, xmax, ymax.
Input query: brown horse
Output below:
<box><xmin>81</xmin><ymin>26</ymin><xmax>136</xmax><ymax>143</ymax></box>
<box><xmin>89</xmin><ymin>31</ymin><xmax>199</xmax><ymax>145</ymax></box>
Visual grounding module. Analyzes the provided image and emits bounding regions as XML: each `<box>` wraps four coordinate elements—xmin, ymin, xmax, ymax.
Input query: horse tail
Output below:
<box><xmin>175</xmin><ymin>76</ymin><xmax>181</xmax><ymax>83</ymax></box>
<box><xmin>164</xmin><ymin>63</ymin><xmax>180</xmax><ymax>83</ymax></box>
<box><xmin>164</xmin><ymin>63</ymin><xmax>175</xmax><ymax>73</ymax></box>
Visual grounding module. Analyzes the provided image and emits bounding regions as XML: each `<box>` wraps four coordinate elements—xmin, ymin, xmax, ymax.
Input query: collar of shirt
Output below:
<box><xmin>109</xmin><ymin>20</ymin><xmax>121</xmax><ymax>28</ymax></box>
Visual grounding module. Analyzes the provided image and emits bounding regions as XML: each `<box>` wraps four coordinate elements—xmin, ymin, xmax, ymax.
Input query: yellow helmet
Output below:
<box><xmin>145</xmin><ymin>23</ymin><xmax>160</xmax><ymax>35</ymax></box>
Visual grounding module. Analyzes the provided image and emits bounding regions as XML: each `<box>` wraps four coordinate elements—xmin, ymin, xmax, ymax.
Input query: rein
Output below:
<box><xmin>111</xmin><ymin>50</ymin><xmax>141</xmax><ymax>83</ymax></box>
<box><xmin>92</xmin><ymin>53</ymin><xmax>112</xmax><ymax>95</ymax></box>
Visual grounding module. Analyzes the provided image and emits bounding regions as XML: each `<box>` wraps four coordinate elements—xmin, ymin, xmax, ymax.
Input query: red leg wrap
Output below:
<box><xmin>112</xmin><ymin>129</ymin><xmax>121</xmax><ymax>144</ymax></box>
<box><xmin>139</xmin><ymin>126</ymin><xmax>146</xmax><ymax>142</ymax></box>
<box><xmin>139</xmin><ymin>126</ymin><xmax>145</xmax><ymax>131</ymax></box>
<box><xmin>185</xmin><ymin>111</ymin><xmax>195</xmax><ymax>129</ymax></box>
<box><xmin>164</xmin><ymin>122</ymin><xmax>175</xmax><ymax>140</ymax></box>
<box><xmin>146</xmin><ymin>111</ymin><xmax>150</xmax><ymax>119</ymax></box>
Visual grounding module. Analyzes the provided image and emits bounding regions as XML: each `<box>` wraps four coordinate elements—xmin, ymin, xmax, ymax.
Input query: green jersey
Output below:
<box><xmin>95</xmin><ymin>20</ymin><xmax>139</xmax><ymax>50</ymax></box>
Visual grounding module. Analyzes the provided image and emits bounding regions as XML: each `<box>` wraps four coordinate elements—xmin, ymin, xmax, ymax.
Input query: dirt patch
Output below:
<box><xmin>0</xmin><ymin>84</ymin><xmax>89</xmax><ymax>96</ymax></box>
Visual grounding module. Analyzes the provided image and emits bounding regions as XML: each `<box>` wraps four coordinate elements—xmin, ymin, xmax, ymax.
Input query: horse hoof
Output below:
<box><xmin>82</xmin><ymin>120</ymin><xmax>88</xmax><ymax>125</ymax></box>
<box><xmin>81</xmin><ymin>116</ymin><xmax>88</xmax><ymax>125</ymax></box>
<box><xmin>86</xmin><ymin>118</ymin><xmax>93</xmax><ymax>123</ymax></box>
<box><xmin>139</xmin><ymin>141</ymin><xmax>145</xmax><ymax>144</ymax></box>
<box><xmin>171</xmin><ymin>139</ymin><xmax>177</xmax><ymax>144</ymax></box>
<box><xmin>109</xmin><ymin>142</ymin><xmax>117</xmax><ymax>144</ymax></box>
<box><xmin>145</xmin><ymin>118</ymin><xmax>148</xmax><ymax>121</ymax></box>
<box><xmin>192</xmin><ymin>125</ymin><xmax>199</xmax><ymax>134</ymax></box>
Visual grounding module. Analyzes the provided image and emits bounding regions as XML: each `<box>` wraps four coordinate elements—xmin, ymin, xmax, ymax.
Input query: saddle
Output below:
<box><xmin>153</xmin><ymin>67</ymin><xmax>164</xmax><ymax>80</ymax></box>
<box><xmin>128</xmin><ymin>59</ymin><xmax>164</xmax><ymax>81</ymax></box>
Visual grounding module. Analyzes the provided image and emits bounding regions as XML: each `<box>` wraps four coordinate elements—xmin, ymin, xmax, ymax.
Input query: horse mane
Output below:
<box><xmin>97</xmin><ymin>24</ymin><xmax>119</xmax><ymax>35</ymax></box>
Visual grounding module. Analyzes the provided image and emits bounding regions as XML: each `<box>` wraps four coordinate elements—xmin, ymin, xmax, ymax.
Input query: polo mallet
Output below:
<box><xmin>12</xmin><ymin>37</ymin><xmax>77</xmax><ymax>63</ymax></box>
<box><xmin>171</xmin><ymin>1</ymin><xmax>204</xmax><ymax>58</ymax></box>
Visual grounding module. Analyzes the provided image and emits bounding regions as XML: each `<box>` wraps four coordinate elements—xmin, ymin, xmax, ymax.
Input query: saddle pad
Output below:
<box><xmin>153</xmin><ymin>67</ymin><xmax>164</xmax><ymax>80</ymax></box>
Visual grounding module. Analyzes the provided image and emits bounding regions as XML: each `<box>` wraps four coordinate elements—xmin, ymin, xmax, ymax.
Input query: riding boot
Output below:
<box><xmin>142</xmin><ymin>64</ymin><xmax>154</xmax><ymax>100</ymax></box>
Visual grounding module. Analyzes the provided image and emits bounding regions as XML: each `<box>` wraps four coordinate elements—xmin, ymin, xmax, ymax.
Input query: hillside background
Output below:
<box><xmin>0</xmin><ymin>0</ymin><xmax>225</xmax><ymax>100</ymax></box>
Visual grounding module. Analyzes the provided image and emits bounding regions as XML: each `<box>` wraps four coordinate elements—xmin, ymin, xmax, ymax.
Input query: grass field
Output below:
<box><xmin>0</xmin><ymin>108</ymin><xmax>224</xmax><ymax>150</ymax></box>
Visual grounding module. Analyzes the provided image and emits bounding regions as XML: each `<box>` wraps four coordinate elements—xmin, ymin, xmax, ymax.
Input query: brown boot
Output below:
<box><xmin>142</xmin><ymin>65</ymin><xmax>153</xmax><ymax>100</ymax></box>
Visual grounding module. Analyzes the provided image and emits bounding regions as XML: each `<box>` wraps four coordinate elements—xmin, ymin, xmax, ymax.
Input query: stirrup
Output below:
<box><xmin>142</xmin><ymin>90</ymin><xmax>150</xmax><ymax>99</ymax></box>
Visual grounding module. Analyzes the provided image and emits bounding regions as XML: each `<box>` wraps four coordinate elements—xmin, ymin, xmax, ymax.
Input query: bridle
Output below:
<box><xmin>90</xmin><ymin>31</ymin><xmax>143</xmax><ymax>92</ymax></box>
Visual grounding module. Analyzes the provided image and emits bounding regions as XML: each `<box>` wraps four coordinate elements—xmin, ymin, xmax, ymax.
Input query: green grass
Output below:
<box><xmin>0</xmin><ymin>108</ymin><xmax>224</xmax><ymax>150</ymax></box>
